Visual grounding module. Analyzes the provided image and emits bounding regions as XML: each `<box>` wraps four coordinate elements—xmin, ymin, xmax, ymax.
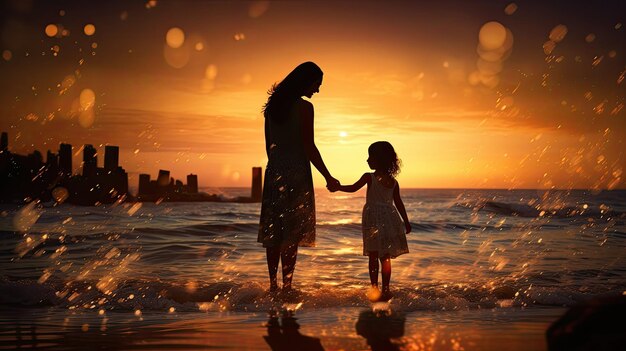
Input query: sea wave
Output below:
<box><xmin>455</xmin><ymin>200</ymin><xmax>625</xmax><ymax>219</ymax></box>
<box><xmin>0</xmin><ymin>218</ymin><xmax>564</xmax><ymax>245</ymax></box>
<box><xmin>1</xmin><ymin>276</ymin><xmax>623</xmax><ymax>313</ymax></box>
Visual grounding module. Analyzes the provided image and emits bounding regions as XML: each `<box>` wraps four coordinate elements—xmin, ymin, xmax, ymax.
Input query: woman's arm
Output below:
<box><xmin>299</xmin><ymin>100</ymin><xmax>338</xmax><ymax>187</ymax></box>
<box><xmin>336</xmin><ymin>173</ymin><xmax>370</xmax><ymax>193</ymax></box>
<box><xmin>393</xmin><ymin>183</ymin><xmax>412</xmax><ymax>234</ymax></box>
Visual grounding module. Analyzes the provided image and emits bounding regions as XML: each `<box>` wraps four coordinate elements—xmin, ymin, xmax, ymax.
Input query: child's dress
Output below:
<box><xmin>362</xmin><ymin>173</ymin><xmax>409</xmax><ymax>258</ymax></box>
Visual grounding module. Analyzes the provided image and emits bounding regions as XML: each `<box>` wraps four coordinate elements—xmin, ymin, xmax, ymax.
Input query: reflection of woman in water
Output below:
<box><xmin>258</xmin><ymin>62</ymin><xmax>339</xmax><ymax>293</ymax></box>
<box><xmin>264</xmin><ymin>311</ymin><xmax>324</xmax><ymax>351</ymax></box>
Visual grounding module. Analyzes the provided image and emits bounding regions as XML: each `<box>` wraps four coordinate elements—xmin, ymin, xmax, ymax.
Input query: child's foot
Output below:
<box><xmin>379</xmin><ymin>290</ymin><xmax>393</xmax><ymax>302</ymax></box>
<box><xmin>269</xmin><ymin>283</ymin><xmax>279</xmax><ymax>293</ymax></box>
<box><xmin>279</xmin><ymin>287</ymin><xmax>300</xmax><ymax>301</ymax></box>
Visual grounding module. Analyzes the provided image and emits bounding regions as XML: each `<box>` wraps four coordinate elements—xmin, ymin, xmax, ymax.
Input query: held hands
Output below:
<box><xmin>326</xmin><ymin>176</ymin><xmax>340</xmax><ymax>192</ymax></box>
<box><xmin>405</xmin><ymin>222</ymin><xmax>412</xmax><ymax>234</ymax></box>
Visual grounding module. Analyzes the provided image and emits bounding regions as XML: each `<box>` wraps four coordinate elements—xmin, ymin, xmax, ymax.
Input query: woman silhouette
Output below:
<box><xmin>258</xmin><ymin>62</ymin><xmax>339</xmax><ymax>293</ymax></box>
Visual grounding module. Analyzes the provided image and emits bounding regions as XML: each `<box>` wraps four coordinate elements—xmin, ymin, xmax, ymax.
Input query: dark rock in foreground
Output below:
<box><xmin>546</xmin><ymin>294</ymin><xmax>626</xmax><ymax>351</ymax></box>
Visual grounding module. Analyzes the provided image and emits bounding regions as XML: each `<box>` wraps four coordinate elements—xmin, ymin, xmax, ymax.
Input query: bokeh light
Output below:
<box><xmin>248</xmin><ymin>1</ymin><xmax>270</xmax><ymax>18</ymax></box>
<box><xmin>2</xmin><ymin>50</ymin><xmax>11</xmax><ymax>61</ymax></box>
<box><xmin>52</xmin><ymin>187</ymin><xmax>69</xmax><ymax>203</ymax></box>
<box><xmin>205</xmin><ymin>64</ymin><xmax>218</xmax><ymax>80</ymax></box>
<box><xmin>163</xmin><ymin>44</ymin><xmax>190</xmax><ymax>68</ymax></box>
<box><xmin>543</xmin><ymin>40</ymin><xmax>556</xmax><ymax>55</ymax></box>
<box><xmin>475</xmin><ymin>22</ymin><xmax>513</xmax><ymax>89</ymax></box>
<box><xmin>61</xmin><ymin>74</ymin><xmax>76</xmax><ymax>89</ymax></box>
<box><xmin>504</xmin><ymin>3</ymin><xmax>517</xmax><ymax>15</ymax></box>
<box><xmin>479</xmin><ymin>21</ymin><xmax>506</xmax><ymax>51</ymax></box>
<box><xmin>78</xmin><ymin>108</ymin><xmax>95</xmax><ymax>128</ymax></box>
<box><xmin>13</xmin><ymin>201</ymin><xmax>41</xmax><ymax>232</ymax></box>
<box><xmin>79</xmin><ymin>88</ymin><xmax>96</xmax><ymax>109</ymax></box>
<box><xmin>549</xmin><ymin>25</ymin><xmax>568</xmax><ymax>43</ymax></box>
<box><xmin>45</xmin><ymin>24</ymin><xmax>58</xmax><ymax>37</ymax></box>
<box><xmin>83</xmin><ymin>24</ymin><xmax>96</xmax><ymax>36</ymax></box>
<box><xmin>166</xmin><ymin>27</ymin><xmax>185</xmax><ymax>48</ymax></box>
<box><xmin>477</xmin><ymin>58</ymin><xmax>502</xmax><ymax>75</ymax></box>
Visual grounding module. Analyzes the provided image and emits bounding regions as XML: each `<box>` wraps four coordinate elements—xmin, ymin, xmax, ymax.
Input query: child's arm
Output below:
<box><xmin>334</xmin><ymin>173</ymin><xmax>370</xmax><ymax>193</ymax></box>
<box><xmin>393</xmin><ymin>183</ymin><xmax>412</xmax><ymax>234</ymax></box>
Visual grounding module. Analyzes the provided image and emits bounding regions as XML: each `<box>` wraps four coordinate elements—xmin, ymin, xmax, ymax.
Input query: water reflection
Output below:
<box><xmin>263</xmin><ymin>310</ymin><xmax>324</xmax><ymax>351</ymax></box>
<box><xmin>356</xmin><ymin>309</ymin><xmax>406</xmax><ymax>351</ymax></box>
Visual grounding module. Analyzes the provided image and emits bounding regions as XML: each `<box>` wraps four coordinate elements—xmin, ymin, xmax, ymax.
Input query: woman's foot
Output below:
<box><xmin>269</xmin><ymin>283</ymin><xmax>279</xmax><ymax>293</ymax></box>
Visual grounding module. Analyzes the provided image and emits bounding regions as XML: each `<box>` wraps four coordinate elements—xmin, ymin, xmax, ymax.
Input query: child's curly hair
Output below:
<box><xmin>368</xmin><ymin>141</ymin><xmax>401</xmax><ymax>177</ymax></box>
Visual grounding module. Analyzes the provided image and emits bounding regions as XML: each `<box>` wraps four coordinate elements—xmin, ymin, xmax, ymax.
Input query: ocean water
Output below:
<box><xmin>1</xmin><ymin>188</ymin><xmax>625</xmax><ymax>314</ymax></box>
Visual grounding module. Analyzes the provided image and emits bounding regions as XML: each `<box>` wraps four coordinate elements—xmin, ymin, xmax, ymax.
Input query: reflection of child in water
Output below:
<box><xmin>356</xmin><ymin>309</ymin><xmax>406</xmax><ymax>351</ymax></box>
<box><xmin>263</xmin><ymin>310</ymin><xmax>324</xmax><ymax>351</ymax></box>
<box><xmin>329</xmin><ymin>141</ymin><xmax>411</xmax><ymax>301</ymax></box>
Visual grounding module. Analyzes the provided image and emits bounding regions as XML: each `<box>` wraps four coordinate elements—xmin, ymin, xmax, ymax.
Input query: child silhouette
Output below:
<box><xmin>329</xmin><ymin>141</ymin><xmax>411</xmax><ymax>301</ymax></box>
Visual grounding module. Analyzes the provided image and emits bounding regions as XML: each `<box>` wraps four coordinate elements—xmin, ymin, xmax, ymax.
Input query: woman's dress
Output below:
<box><xmin>258</xmin><ymin>102</ymin><xmax>316</xmax><ymax>248</ymax></box>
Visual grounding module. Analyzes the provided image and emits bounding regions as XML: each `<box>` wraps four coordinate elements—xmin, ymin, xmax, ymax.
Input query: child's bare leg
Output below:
<box><xmin>266</xmin><ymin>247</ymin><xmax>280</xmax><ymax>291</ymax></box>
<box><xmin>380</xmin><ymin>256</ymin><xmax>391</xmax><ymax>294</ymax></box>
<box><xmin>368</xmin><ymin>252</ymin><xmax>379</xmax><ymax>287</ymax></box>
<box><xmin>281</xmin><ymin>244</ymin><xmax>298</xmax><ymax>291</ymax></box>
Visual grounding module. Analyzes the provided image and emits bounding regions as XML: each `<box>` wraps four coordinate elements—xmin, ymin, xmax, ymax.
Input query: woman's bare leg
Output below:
<box><xmin>266</xmin><ymin>247</ymin><xmax>280</xmax><ymax>291</ymax></box>
<box><xmin>368</xmin><ymin>252</ymin><xmax>379</xmax><ymax>287</ymax></box>
<box><xmin>281</xmin><ymin>244</ymin><xmax>298</xmax><ymax>291</ymax></box>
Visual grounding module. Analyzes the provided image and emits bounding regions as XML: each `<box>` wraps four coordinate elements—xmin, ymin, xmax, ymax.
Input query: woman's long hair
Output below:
<box><xmin>263</xmin><ymin>62</ymin><xmax>323</xmax><ymax>123</ymax></box>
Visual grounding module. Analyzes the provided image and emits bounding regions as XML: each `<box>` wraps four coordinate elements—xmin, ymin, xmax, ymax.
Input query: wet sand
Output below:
<box><xmin>0</xmin><ymin>306</ymin><xmax>565</xmax><ymax>350</ymax></box>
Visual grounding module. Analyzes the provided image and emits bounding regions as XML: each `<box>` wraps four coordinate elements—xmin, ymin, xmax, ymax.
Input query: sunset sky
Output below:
<box><xmin>0</xmin><ymin>0</ymin><xmax>624</xmax><ymax>190</ymax></box>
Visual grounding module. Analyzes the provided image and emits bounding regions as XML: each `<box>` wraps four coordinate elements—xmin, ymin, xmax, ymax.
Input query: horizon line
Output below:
<box><xmin>189</xmin><ymin>186</ymin><xmax>626</xmax><ymax>191</ymax></box>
